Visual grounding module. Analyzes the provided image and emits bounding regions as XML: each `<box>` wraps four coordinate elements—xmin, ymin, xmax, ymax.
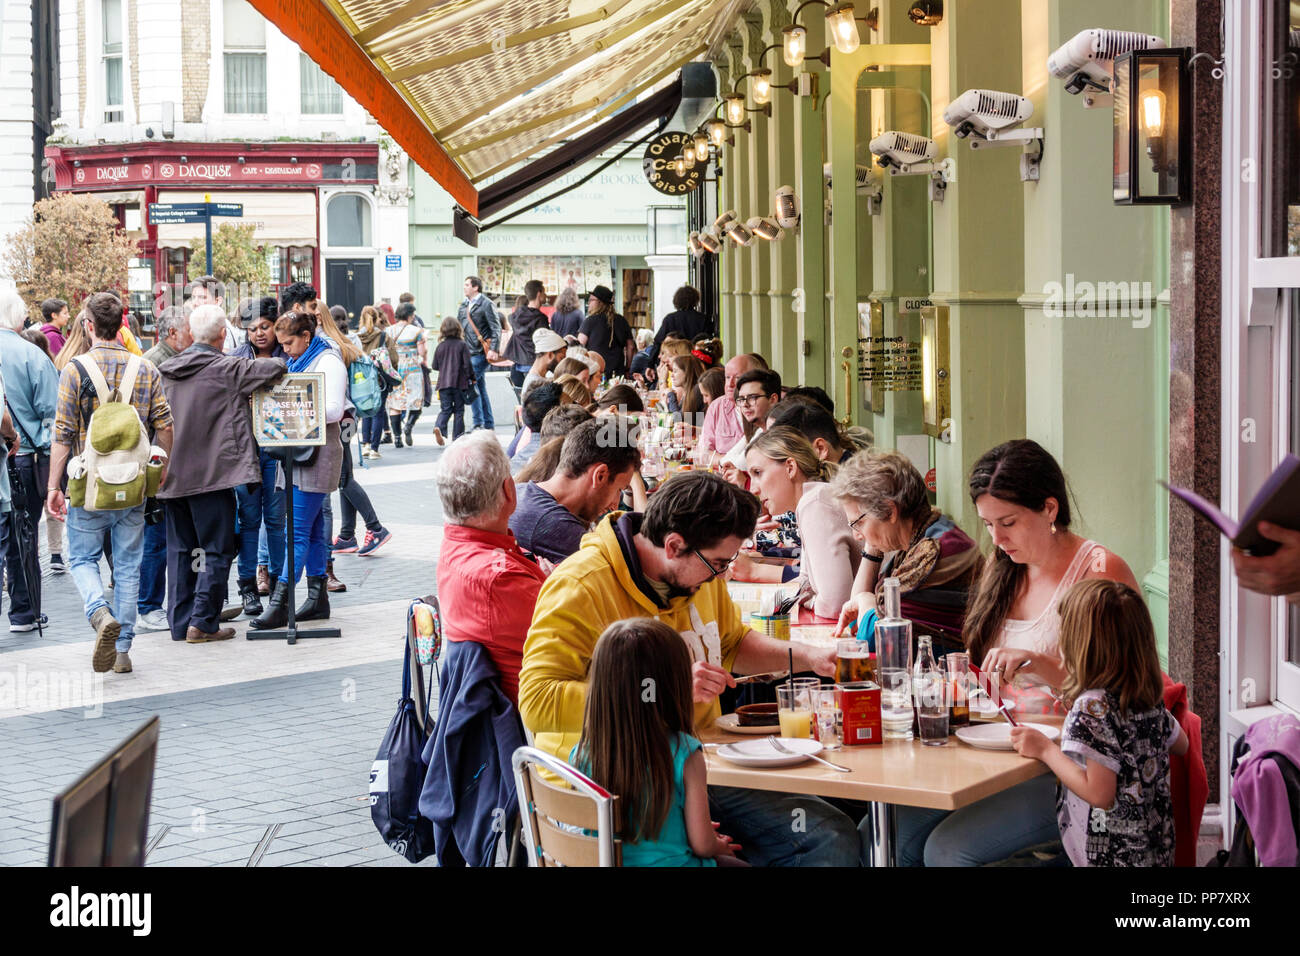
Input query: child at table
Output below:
<box><xmin>572</xmin><ymin>618</ymin><xmax>743</xmax><ymax>867</ymax></box>
<box><xmin>1011</xmin><ymin>579</ymin><xmax>1189</xmax><ymax>866</ymax></box>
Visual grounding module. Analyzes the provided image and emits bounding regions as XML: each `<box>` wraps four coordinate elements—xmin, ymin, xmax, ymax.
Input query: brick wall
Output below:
<box><xmin>179</xmin><ymin>0</ymin><xmax>207</xmax><ymax>122</ymax></box>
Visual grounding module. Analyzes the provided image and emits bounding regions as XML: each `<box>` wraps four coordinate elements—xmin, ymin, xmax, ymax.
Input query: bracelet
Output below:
<box><xmin>863</xmin><ymin>551</ymin><xmax>884</xmax><ymax>564</ymax></box>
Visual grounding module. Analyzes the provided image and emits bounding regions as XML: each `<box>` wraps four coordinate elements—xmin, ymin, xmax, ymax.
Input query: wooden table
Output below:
<box><xmin>701</xmin><ymin>721</ymin><xmax>1054</xmax><ymax>866</ymax></box>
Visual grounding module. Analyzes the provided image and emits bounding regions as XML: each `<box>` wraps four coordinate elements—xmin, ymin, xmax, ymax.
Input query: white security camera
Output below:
<box><xmin>775</xmin><ymin>185</ymin><xmax>800</xmax><ymax>229</ymax></box>
<box><xmin>1047</xmin><ymin>28</ymin><xmax>1165</xmax><ymax>107</ymax></box>
<box><xmin>746</xmin><ymin>216</ymin><xmax>784</xmax><ymax>242</ymax></box>
<box><xmin>868</xmin><ymin>131</ymin><xmax>949</xmax><ymax>202</ymax></box>
<box><xmin>943</xmin><ymin>89</ymin><xmax>1045</xmax><ymax>181</ymax></box>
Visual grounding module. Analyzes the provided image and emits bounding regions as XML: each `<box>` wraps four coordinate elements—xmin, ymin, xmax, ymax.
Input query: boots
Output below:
<box><xmin>390</xmin><ymin>414</ymin><xmax>404</xmax><ymax>448</ymax></box>
<box><xmin>249</xmin><ymin>580</ymin><xmax>290</xmax><ymax>630</ymax></box>
<box><xmin>403</xmin><ymin>412</ymin><xmax>418</xmax><ymax>447</ymax></box>
<box><xmin>238</xmin><ymin>577</ymin><xmax>263</xmax><ymax>617</ymax></box>
<box><xmin>326</xmin><ymin>560</ymin><xmax>346</xmax><ymax>592</ymax></box>
<box><xmin>294</xmin><ymin>576</ymin><xmax>331</xmax><ymax>621</ymax></box>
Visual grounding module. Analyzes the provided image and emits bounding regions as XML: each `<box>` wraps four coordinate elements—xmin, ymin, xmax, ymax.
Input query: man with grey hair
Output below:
<box><xmin>0</xmin><ymin>291</ymin><xmax>58</xmax><ymax>632</ymax></box>
<box><xmin>144</xmin><ymin>306</ymin><xmax>193</xmax><ymax>368</ymax></box>
<box><xmin>434</xmin><ymin>429</ymin><xmax>545</xmax><ymax>704</ymax></box>
<box><xmin>157</xmin><ymin>304</ymin><xmax>286</xmax><ymax>644</ymax></box>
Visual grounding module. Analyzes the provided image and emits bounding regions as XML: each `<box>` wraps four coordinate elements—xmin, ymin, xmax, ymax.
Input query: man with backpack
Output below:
<box><xmin>47</xmin><ymin>292</ymin><xmax>175</xmax><ymax>675</ymax></box>
<box><xmin>157</xmin><ymin>304</ymin><xmax>286</xmax><ymax>644</ymax></box>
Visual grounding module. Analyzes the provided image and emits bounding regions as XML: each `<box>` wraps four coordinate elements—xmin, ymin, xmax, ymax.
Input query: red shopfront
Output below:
<box><xmin>44</xmin><ymin>141</ymin><xmax>378</xmax><ymax>325</ymax></box>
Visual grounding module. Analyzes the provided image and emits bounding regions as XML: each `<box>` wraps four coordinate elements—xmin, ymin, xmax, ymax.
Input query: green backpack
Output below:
<box><xmin>66</xmin><ymin>354</ymin><xmax>165</xmax><ymax>511</ymax></box>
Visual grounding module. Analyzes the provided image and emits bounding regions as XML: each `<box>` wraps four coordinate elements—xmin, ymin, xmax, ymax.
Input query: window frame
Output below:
<box><xmin>102</xmin><ymin>0</ymin><xmax>123</xmax><ymax>122</ymax></box>
<box><xmin>222</xmin><ymin>0</ymin><xmax>268</xmax><ymax>116</ymax></box>
<box><xmin>299</xmin><ymin>53</ymin><xmax>342</xmax><ymax>116</ymax></box>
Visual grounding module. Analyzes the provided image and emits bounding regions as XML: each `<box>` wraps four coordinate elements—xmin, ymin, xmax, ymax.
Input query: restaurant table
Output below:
<box><xmin>701</xmin><ymin>718</ymin><xmax>1056</xmax><ymax>866</ymax></box>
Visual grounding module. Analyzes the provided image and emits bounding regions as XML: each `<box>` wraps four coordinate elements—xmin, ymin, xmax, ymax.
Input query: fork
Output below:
<box><xmin>768</xmin><ymin>735</ymin><xmax>852</xmax><ymax>772</ymax></box>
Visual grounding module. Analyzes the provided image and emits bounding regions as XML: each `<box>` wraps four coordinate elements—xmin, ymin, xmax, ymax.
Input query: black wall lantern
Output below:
<box><xmin>1113</xmin><ymin>47</ymin><xmax>1191</xmax><ymax>205</ymax></box>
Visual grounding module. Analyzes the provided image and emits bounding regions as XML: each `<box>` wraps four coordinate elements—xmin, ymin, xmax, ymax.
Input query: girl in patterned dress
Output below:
<box><xmin>385</xmin><ymin>303</ymin><xmax>427</xmax><ymax>447</ymax></box>
<box><xmin>1011</xmin><ymin>579</ymin><xmax>1189</xmax><ymax>866</ymax></box>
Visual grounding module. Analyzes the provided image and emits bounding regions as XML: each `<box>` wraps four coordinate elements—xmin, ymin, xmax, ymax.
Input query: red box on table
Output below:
<box><xmin>840</xmin><ymin>681</ymin><xmax>882</xmax><ymax>746</ymax></box>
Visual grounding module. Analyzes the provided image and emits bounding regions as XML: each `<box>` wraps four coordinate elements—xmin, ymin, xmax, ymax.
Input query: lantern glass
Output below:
<box><xmin>752</xmin><ymin>69</ymin><xmax>772</xmax><ymax>106</ymax></box>
<box><xmin>724</xmin><ymin>94</ymin><xmax>745</xmax><ymax>126</ymax></box>
<box><xmin>707</xmin><ymin>119</ymin><xmax>726</xmax><ymax>146</ymax></box>
<box><xmin>693</xmin><ymin>133</ymin><xmax>709</xmax><ymax>162</ymax></box>
<box><xmin>1113</xmin><ymin>48</ymin><xmax>1189</xmax><ymax>205</ymax></box>
<box><xmin>681</xmin><ymin>148</ymin><xmax>695</xmax><ymax>170</ymax></box>
<box><xmin>673</xmin><ymin>156</ymin><xmax>686</xmax><ymax>177</ymax></box>
<box><xmin>826</xmin><ymin>4</ymin><xmax>861</xmax><ymax>55</ymax></box>
<box><xmin>782</xmin><ymin>25</ymin><xmax>806</xmax><ymax>68</ymax></box>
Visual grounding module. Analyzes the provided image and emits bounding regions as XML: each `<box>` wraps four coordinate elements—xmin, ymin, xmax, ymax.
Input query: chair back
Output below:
<box><xmin>511</xmin><ymin>747</ymin><xmax>621</xmax><ymax>867</ymax></box>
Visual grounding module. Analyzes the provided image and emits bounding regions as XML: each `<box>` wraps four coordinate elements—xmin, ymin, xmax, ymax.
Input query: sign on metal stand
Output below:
<box><xmin>147</xmin><ymin>197</ymin><xmax>245</xmax><ymax>275</ymax></box>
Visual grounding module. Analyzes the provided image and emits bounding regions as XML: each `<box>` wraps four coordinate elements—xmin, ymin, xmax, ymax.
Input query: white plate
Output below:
<box><xmin>715</xmin><ymin>713</ymin><xmax>783</xmax><ymax>736</ymax></box>
<box><xmin>955</xmin><ymin>722</ymin><xmax>1060</xmax><ymax>751</ymax></box>
<box><xmin>714</xmin><ymin>737</ymin><xmax>823</xmax><ymax>767</ymax></box>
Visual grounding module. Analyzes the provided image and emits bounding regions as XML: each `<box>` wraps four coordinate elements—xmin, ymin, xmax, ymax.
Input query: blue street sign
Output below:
<box><xmin>385</xmin><ymin>254</ymin><xmax>402</xmax><ymax>271</ymax></box>
<box><xmin>210</xmin><ymin>203</ymin><xmax>244</xmax><ymax>216</ymax></box>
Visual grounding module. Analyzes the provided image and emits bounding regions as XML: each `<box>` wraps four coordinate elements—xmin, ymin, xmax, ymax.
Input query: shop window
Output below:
<box><xmin>300</xmin><ymin>54</ymin><xmax>341</xmax><ymax>115</ymax></box>
<box><xmin>326</xmin><ymin>194</ymin><xmax>371</xmax><ymax>247</ymax></box>
<box><xmin>165</xmin><ymin>247</ymin><xmax>190</xmax><ymax>293</ymax></box>
<box><xmin>288</xmin><ymin>246</ymin><xmax>314</xmax><ymax>284</ymax></box>
<box><xmin>1262</xmin><ymin>1</ymin><xmax>1300</xmax><ymax>257</ymax></box>
<box><xmin>223</xmin><ymin>0</ymin><xmax>266</xmax><ymax>114</ymax></box>
<box><xmin>103</xmin><ymin>0</ymin><xmax>123</xmax><ymax>122</ymax></box>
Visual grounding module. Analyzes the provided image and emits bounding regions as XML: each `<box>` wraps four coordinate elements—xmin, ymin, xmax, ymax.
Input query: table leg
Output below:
<box><xmin>868</xmin><ymin>801</ymin><xmax>896</xmax><ymax>867</ymax></box>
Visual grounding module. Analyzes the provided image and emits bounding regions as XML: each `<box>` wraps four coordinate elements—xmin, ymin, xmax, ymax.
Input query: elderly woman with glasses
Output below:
<box><xmin>828</xmin><ymin>450</ymin><xmax>981</xmax><ymax>655</ymax></box>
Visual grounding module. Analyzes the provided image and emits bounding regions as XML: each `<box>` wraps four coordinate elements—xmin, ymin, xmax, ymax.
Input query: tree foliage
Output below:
<box><xmin>188</xmin><ymin>222</ymin><xmax>272</xmax><ymax>292</ymax></box>
<box><xmin>1</xmin><ymin>193</ymin><xmax>139</xmax><ymax>321</ymax></box>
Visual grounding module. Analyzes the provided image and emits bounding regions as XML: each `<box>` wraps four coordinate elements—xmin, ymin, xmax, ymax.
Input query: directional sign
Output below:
<box><xmin>210</xmin><ymin>202</ymin><xmax>243</xmax><ymax>217</ymax></box>
<box><xmin>147</xmin><ymin>202</ymin><xmax>244</xmax><ymax>225</ymax></box>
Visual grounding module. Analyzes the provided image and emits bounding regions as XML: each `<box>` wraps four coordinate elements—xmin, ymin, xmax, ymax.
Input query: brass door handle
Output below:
<box><xmin>840</xmin><ymin>359</ymin><xmax>853</xmax><ymax>428</ymax></box>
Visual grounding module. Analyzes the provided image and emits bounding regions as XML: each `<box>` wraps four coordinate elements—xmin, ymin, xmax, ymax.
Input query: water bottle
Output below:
<box><xmin>874</xmin><ymin>577</ymin><xmax>913</xmax><ymax>740</ymax></box>
<box><xmin>912</xmin><ymin>635</ymin><xmax>937</xmax><ymax>738</ymax></box>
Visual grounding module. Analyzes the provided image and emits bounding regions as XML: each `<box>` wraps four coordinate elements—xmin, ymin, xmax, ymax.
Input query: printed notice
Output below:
<box><xmin>253</xmin><ymin>373</ymin><xmax>326</xmax><ymax>446</ymax></box>
<box><xmin>858</xmin><ymin>336</ymin><xmax>922</xmax><ymax>392</ymax></box>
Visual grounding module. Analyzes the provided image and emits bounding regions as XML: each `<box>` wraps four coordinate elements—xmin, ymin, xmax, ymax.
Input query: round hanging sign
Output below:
<box><xmin>643</xmin><ymin>131</ymin><xmax>702</xmax><ymax>195</ymax></box>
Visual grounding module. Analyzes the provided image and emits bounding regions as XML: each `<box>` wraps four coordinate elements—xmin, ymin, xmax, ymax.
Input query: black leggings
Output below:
<box><xmin>338</xmin><ymin>442</ymin><xmax>382</xmax><ymax>539</ymax></box>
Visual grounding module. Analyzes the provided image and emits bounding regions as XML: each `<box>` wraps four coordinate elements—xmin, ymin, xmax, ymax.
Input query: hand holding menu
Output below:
<box><xmin>1160</xmin><ymin>454</ymin><xmax>1300</xmax><ymax>556</ymax></box>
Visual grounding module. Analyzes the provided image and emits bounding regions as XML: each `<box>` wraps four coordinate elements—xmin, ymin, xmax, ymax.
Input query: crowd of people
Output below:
<box><xmin>423</xmin><ymin>276</ymin><xmax>1300</xmax><ymax>868</ymax></box>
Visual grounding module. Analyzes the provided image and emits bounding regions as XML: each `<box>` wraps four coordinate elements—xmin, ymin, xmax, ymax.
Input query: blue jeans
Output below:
<box><xmin>236</xmin><ymin>451</ymin><xmax>286</xmax><ymax>582</ymax></box>
<box><xmin>469</xmin><ymin>353</ymin><xmax>494</xmax><ymax>430</ymax></box>
<box><xmin>66</xmin><ymin>505</ymin><xmax>144</xmax><ymax>653</ymax></box>
<box><xmin>280</xmin><ymin>488</ymin><xmax>327</xmax><ymax>585</ymax></box>
<box><xmin>707</xmin><ymin>786</ymin><xmax>863</xmax><ymax>866</ymax></box>
<box><xmin>362</xmin><ymin>412</ymin><xmax>385</xmax><ymax>449</ymax></box>
<box><xmin>858</xmin><ymin>773</ymin><xmax>1059</xmax><ymax>866</ymax></box>
<box><xmin>137</xmin><ymin>518</ymin><xmax>167</xmax><ymax>615</ymax></box>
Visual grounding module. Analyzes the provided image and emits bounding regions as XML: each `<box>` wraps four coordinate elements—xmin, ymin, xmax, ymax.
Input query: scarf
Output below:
<box><xmin>358</xmin><ymin>327</ymin><xmax>386</xmax><ymax>353</ymax></box>
<box><xmin>288</xmin><ymin>331</ymin><xmax>332</xmax><ymax>373</ymax></box>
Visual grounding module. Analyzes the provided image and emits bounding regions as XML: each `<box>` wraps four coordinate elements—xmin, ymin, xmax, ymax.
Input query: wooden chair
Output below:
<box><xmin>511</xmin><ymin>747</ymin><xmax>622</xmax><ymax>867</ymax></box>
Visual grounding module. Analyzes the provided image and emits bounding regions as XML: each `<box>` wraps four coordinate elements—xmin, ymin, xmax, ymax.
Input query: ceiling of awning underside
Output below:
<box><xmin>324</xmin><ymin>0</ymin><xmax>737</xmax><ymax>183</ymax></box>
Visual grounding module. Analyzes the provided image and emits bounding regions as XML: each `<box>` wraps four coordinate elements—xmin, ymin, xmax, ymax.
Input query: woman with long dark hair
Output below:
<box><xmin>868</xmin><ymin>438</ymin><xmax>1141</xmax><ymax>867</ymax></box>
<box><xmin>577</xmin><ymin>285</ymin><xmax>633</xmax><ymax>379</ymax></box>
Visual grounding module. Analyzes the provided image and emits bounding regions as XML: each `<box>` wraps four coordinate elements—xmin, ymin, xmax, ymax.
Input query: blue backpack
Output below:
<box><xmin>349</xmin><ymin>356</ymin><xmax>384</xmax><ymax>417</ymax></box>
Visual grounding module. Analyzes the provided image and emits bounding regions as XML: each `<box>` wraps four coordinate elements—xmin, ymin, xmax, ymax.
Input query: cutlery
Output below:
<box><xmin>996</xmin><ymin>699</ymin><xmax>1020</xmax><ymax>727</ymax></box>
<box><xmin>767</xmin><ymin>735</ymin><xmax>852</xmax><ymax>773</ymax></box>
<box><xmin>733</xmin><ymin>671</ymin><xmax>787</xmax><ymax>685</ymax></box>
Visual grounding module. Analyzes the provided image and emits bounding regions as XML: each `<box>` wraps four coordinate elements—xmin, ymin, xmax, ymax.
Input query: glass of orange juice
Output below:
<box><xmin>777</xmin><ymin>684</ymin><xmax>814</xmax><ymax>739</ymax></box>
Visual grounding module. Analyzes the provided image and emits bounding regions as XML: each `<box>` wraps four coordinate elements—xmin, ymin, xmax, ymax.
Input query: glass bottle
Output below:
<box><xmin>911</xmin><ymin>635</ymin><xmax>938</xmax><ymax>737</ymax></box>
<box><xmin>945</xmin><ymin>651</ymin><xmax>972</xmax><ymax>726</ymax></box>
<box><xmin>874</xmin><ymin>577</ymin><xmax>913</xmax><ymax>740</ymax></box>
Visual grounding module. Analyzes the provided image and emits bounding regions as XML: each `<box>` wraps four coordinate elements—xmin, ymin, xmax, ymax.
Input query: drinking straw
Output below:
<box><xmin>788</xmin><ymin>648</ymin><xmax>794</xmax><ymax>693</ymax></box>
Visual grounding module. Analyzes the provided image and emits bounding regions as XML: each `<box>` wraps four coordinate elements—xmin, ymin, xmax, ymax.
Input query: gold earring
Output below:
<box><xmin>1050</xmin><ymin>523</ymin><xmax>1057</xmax><ymax>534</ymax></box>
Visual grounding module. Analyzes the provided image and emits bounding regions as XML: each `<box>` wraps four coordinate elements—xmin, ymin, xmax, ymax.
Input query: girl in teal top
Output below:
<box><xmin>573</xmin><ymin>618</ymin><xmax>742</xmax><ymax>866</ymax></box>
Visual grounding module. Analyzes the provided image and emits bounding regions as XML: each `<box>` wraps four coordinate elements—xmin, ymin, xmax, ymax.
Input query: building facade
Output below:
<box><xmin>39</xmin><ymin>0</ymin><xmax>411</xmax><ymax>320</ymax></box>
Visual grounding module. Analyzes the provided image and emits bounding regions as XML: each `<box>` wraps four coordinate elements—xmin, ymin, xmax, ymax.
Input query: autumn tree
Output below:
<box><xmin>1</xmin><ymin>193</ymin><xmax>139</xmax><ymax>320</ymax></box>
<box><xmin>188</xmin><ymin>222</ymin><xmax>272</xmax><ymax>297</ymax></box>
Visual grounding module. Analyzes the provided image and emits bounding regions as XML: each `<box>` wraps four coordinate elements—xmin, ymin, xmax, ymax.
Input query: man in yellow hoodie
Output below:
<box><xmin>519</xmin><ymin>471</ymin><xmax>863</xmax><ymax>866</ymax></box>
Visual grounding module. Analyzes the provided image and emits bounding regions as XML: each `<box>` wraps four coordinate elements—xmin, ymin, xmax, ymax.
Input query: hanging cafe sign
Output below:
<box><xmin>642</xmin><ymin>132</ymin><xmax>703</xmax><ymax>195</ymax></box>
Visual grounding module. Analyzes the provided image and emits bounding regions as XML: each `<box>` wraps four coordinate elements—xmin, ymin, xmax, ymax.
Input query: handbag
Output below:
<box><xmin>420</xmin><ymin>365</ymin><xmax>433</xmax><ymax>407</ymax></box>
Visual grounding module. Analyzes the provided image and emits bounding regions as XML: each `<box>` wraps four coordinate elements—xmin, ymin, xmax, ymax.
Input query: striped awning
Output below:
<box><xmin>249</xmin><ymin>0</ymin><xmax>745</xmax><ymax>217</ymax></box>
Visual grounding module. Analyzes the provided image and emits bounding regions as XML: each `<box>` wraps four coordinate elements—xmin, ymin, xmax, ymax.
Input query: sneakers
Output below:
<box><xmin>432</xmin><ymin>427</ymin><xmax>445</xmax><ymax>447</ymax></box>
<box><xmin>112</xmin><ymin>652</ymin><xmax>132</xmax><ymax>673</ymax></box>
<box><xmin>219</xmin><ymin>604</ymin><xmax>242</xmax><ymax>622</ymax></box>
<box><xmin>48</xmin><ymin>553</ymin><xmax>67</xmax><ymax>573</ymax></box>
<box><xmin>358</xmin><ymin>528</ymin><xmax>392</xmax><ymax>557</ymax></box>
<box><xmin>364</xmin><ymin>447</ymin><xmax>382</xmax><ymax>459</ymax></box>
<box><xmin>332</xmin><ymin>535</ymin><xmax>359</xmax><ymax>554</ymax></box>
<box><xmin>137</xmin><ymin>609</ymin><xmax>170</xmax><ymax>632</ymax></box>
<box><xmin>10</xmin><ymin>614</ymin><xmax>48</xmax><ymax>633</ymax></box>
<box><xmin>90</xmin><ymin>607</ymin><xmax>121</xmax><ymax>673</ymax></box>
<box><xmin>185</xmin><ymin>625</ymin><xmax>236</xmax><ymax>643</ymax></box>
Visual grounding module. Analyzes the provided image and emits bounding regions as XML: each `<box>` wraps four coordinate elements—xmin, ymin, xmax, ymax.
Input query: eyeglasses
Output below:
<box><xmin>735</xmin><ymin>393</ymin><xmax>767</xmax><ymax>407</ymax></box>
<box><xmin>692</xmin><ymin>547</ymin><xmax>739</xmax><ymax>580</ymax></box>
<box><xmin>850</xmin><ymin>511</ymin><xmax>868</xmax><ymax>531</ymax></box>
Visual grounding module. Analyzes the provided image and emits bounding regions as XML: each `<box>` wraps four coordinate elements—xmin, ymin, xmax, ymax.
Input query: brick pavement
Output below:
<box><xmin>0</xmin><ymin>373</ymin><xmax>516</xmax><ymax>866</ymax></box>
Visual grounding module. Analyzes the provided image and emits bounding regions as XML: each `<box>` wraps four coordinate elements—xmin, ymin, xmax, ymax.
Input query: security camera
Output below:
<box><xmin>775</xmin><ymin>185</ymin><xmax>800</xmax><ymax>229</ymax></box>
<box><xmin>1047</xmin><ymin>29</ymin><xmax>1166</xmax><ymax>107</ymax></box>
<box><xmin>746</xmin><ymin>216</ymin><xmax>784</xmax><ymax>242</ymax></box>
<box><xmin>868</xmin><ymin>131</ymin><xmax>949</xmax><ymax>202</ymax></box>
<box><xmin>943</xmin><ymin>89</ymin><xmax>1044</xmax><ymax>181</ymax></box>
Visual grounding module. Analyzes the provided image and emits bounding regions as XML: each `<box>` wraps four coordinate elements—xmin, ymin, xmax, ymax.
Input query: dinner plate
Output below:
<box><xmin>714</xmin><ymin>713</ymin><xmax>781</xmax><ymax>736</ymax></box>
<box><xmin>954</xmin><ymin>722</ymin><xmax>1060</xmax><ymax>751</ymax></box>
<box><xmin>713</xmin><ymin>737</ymin><xmax>824</xmax><ymax>767</ymax></box>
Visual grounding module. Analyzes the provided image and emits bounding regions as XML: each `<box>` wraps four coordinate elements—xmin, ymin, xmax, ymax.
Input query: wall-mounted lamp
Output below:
<box><xmin>724</xmin><ymin>94</ymin><xmax>746</xmax><ymax>126</ymax></box>
<box><xmin>747</xmin><ymin>216</ymin><xmax>784</xmax><ymax>241</ymax></box>
<box><xmin>698</xmin><ymin>228</ymin><xmax>722</xmax><ymax>253</ymax></box>
<box><xmin>681</xmin><ymin>147</ymin><xmax>696</xmax><ymax>170</ymax></box>
<box><xmin>920</xmin><ymin>305</ymin><xmax>951</xmax><ymax>441</ymax></box>
<box><xmin>692</xmin><ymin>132</ymin><xmax>710</xmax><ymax>162</ymax></box>
<box><xmin>706</xmin><ymin>119</ymin><xmax>727</xmax><ymax>146</ymax></box>
<box><xmin>785</xmin><ymin>1</ymin><xmax>878</xmax><ymax>69</ymax></box>
<box><xmin>673</xmin><ymin>155</ymin><xmax>687</xmax><ymax>177</ymax></box>
<box><xmin>1113</xmin><ymin>47</ymin><xmax>1190</xmax><ymax>204</ymax></box>
<box><xmin>724</xmin><ymin>220</ymin><xmax>754</xmax><ymax>245</ymax></box>
<box><xmin>73</xmin><ymin>159</ymin><xmax>81</xmax><ymax>168</ymax></box>
<box><xmin>825</xmin><ymin>3</ymin><xmax>861</xmax><ymax>55</ymax></box>
<box><xmin>714</xmin><ymin>209</ymin><xmax>738</xmax><ymax>233</ymax></box>
<box><xmin>237</xmin><ymin>155</ymin><xmax>246</xmax><ymax>164</ymax></box>
<box><xmin>907</xmin><ymin>0</ymin><xmax>942</xmax><ymax>26</ymax></box>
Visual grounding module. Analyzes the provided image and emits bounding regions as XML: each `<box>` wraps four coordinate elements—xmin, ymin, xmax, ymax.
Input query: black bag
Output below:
<box><xmin>420</xmin><ymin>365</ymin><xmax>433</xmax><ymax>408</ymax></box>
<box><xmin>370</xmin><ymin>629</ymin><xmax>437</xmax><ymax>863</ymax></box>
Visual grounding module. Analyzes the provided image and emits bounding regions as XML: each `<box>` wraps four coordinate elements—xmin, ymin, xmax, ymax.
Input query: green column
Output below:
<box><xmin>762</xmin><ymin>3</ymin><xmax>799</xmax><ymax>375</ymax></box>
<box><xmin>792</xmin><ymin>5</ymin><xmax>828</xmax><ymax>388</ymax></box>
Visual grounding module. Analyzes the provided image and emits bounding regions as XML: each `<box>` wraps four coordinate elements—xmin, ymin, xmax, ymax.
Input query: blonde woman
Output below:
<box><xmin>732</xmin><ymin>426</ymin><xmax>861</xmax><ymax>620</ymax></box>
<box><xmin>53</xmin><ymin>310</ymin><xmax>92</xmax><ymax>372</ymax></box>
<box><xmin>356</xmin><ymin>305</ymin><xmax>399</xmax><ymax>455</ymax></box>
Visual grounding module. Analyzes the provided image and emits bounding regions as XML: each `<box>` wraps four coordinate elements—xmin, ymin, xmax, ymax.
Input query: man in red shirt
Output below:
<box><xmin>434</xmin><ymin>430</ymin><xmax>546</xmax><ymax>704</ymax></box>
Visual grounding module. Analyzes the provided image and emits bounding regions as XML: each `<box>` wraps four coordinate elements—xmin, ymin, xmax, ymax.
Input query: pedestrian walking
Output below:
<box><xmin>456</xmin><ymin>276</ymin><xmax>500</xmax><ymax>430</ymax></box>
<box><xmin>386</xmin><ymin>302</ymin><xmax>426</xmax><ymax>447</ymax></box>
<box><xmin>429</xmin><ymin>316</ymin><xmax>474</xmax><ymax>446</ymax></box>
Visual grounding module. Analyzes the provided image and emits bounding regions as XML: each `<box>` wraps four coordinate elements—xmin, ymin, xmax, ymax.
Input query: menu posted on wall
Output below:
<box><xmin>858</xmin><ymin>336</ymin><xmax>923</xmax><ymax>392</ymax></box>
<box><xmin>253</xmin><ymin>373</ymin><xmax>326</xmax><ymax>446</ymax></box>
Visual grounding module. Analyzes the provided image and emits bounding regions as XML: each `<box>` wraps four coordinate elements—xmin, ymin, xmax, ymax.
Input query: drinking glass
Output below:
<box><xmin>835</xmin><ymin>638</ymin><xmax>876</xmax><ymax>684</ymax></box>
<box><xmin>915</xmin><ymin>670</ymin><xmax>949</xmax><ymax>746</ymax></box>
<box><xmin>876</xmin><ymin>619</ymin><xmax>913</xmax><ymax>740</ymax></box>
<box><xmin>812</xmin><ymin>686</ymin><xmax>843</xmax><ymax>750</ymax></box>
<box><xmin>776</xmin><ymin>683</ymin><xmax>815</xmax><ymax>739</ymax></box>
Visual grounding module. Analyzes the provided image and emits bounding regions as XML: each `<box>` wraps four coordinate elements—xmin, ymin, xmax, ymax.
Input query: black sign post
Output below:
<box><xmin>147</xmin><ymin>198</ymin><xmax>244</xmax><ymax>274</ymax></box>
